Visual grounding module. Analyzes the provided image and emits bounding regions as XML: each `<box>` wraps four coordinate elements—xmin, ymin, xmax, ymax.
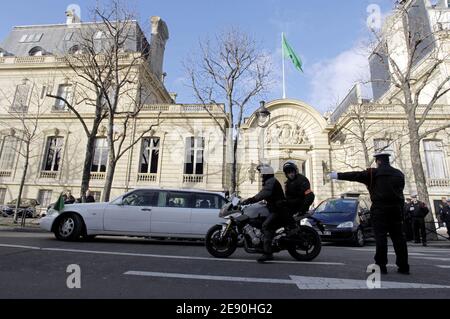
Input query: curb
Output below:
<box><xmin>0</xmin><ymin>226</ymin><xmax>47</xmax><ymax>233</ymax></box>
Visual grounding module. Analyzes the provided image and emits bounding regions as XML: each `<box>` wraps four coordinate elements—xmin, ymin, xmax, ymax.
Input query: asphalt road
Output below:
<box><xmin>1</xmin><ymin>230</ymin><xmax>450</xmax><ymax>299</ymax></box>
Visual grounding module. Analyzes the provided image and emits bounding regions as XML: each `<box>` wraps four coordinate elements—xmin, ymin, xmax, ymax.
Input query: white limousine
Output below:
<box><xmin>40</xmin><ymin>188</ymin><xmax>227</xmax><ymax>241</ymax></box>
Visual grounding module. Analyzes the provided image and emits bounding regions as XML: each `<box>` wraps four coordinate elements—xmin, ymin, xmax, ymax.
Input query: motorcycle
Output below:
<box><xmin>205</xmin><ymin>196</ymin><xmax>324</xmax><ymax>261</ymax></box>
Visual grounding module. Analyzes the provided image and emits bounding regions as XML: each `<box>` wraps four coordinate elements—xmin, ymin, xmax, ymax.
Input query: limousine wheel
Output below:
<box><xmin>205</xmin><ymin>225</ymin><xmax>237</xmax><ymax>258</ymax></box>
<box><xmin>55</xmin><ymin>213</ymin><xmax>83</xmax><ymax>241</ymax></box>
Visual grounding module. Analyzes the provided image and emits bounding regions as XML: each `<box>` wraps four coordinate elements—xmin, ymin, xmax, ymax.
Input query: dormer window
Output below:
<box><xmin>94</xmin><ymin>31</ymin><xmax>105</xmax><ymax>39</ymax></box>
<box><xmin>64</xmin><ymin>32</ymin><xmax>74</xmax><ymax>41</ymax></box>
<box><xmin>68</xmin><ymin>45</ymin><xmax>83</xmax><ymax>55</ymax></box>
<box><xmin>29</xmin><ymin>46</ymin><xmax>45</xmax><ymax>56</ymax></box>
<box><xmin>19</xmin><ymin>33</ymin><xmax>43</xmax><ymax>43</ymax></box>
<box><xmin>0</xmin><ymin>48</ymin><xmax>7</xmax><ymax>57</ymax></box>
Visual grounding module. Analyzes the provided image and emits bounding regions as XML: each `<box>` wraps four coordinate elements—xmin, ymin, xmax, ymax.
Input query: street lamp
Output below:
<box><xmin>255</xmin><ymin>101</ymin><xmax>271</xmax><ymax>128</ymax></box>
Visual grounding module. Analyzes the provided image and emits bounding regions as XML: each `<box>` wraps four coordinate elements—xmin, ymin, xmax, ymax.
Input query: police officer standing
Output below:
<box><xmin>403</xmin><ymin>197</ymin><xmax>414</xmax><ymax>241</ymax></box>
<box><xmin>241</xmin><ymin>164</ymin><xmax>286</xmax><ymax>263</ymax></box>
<box><xmin>439</xmin><ymin>198</ymin><xmax>450</xmax><ymax>240</ymax></box>
<box><xmin>329</xmin><ymin>152</ymin><xmax>409</xmax><ymax>275</ymax></box>
<box><xmin>277</xmin><ymin>161</ymin><xmax>315</xmax><ymax>219</ymax></box>
<box><xmin>408</xmin><ymin>193</ymin><xmax>429</xmax><ymax>246</ymax></box>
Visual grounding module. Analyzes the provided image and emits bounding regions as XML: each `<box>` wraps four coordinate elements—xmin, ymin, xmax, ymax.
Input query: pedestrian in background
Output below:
<box><xmin>403</xmin><ymin>197</ymin><xmax>413</xmax><ymax>241</ymax></box>
<box><xmin>407</xmin><ymin>193</ymin><xmax>429</xmax><ymax>246</ymax></box>
<box><xmin>439</xmin><ymin>198</ymin><xmax>450</xmax><ymax>240</ymax></box>
<box><xmin>329</xmin><ymin>152</ymin><xmax>409</xmax><ymax>275</ymax></box>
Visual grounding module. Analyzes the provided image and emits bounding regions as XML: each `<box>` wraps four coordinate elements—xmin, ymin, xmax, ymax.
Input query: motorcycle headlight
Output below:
<box><xmin>300</xmin><ymin>218</ymin><xmax>312</xmax><ymax>227</ymax></box>
<box><xmin>337</xmin><ymin>221</ymin><xmax>354</xmax><ymax>229</ymax></box>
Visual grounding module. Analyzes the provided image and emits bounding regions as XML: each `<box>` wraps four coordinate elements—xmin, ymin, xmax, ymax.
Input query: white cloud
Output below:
<box><xmin>308</xmin><ymin>40</ymin><xmax>373</xmax><ymax>114</ymax></box>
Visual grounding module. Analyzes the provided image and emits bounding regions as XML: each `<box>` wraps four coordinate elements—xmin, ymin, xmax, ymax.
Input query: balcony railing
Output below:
<box><xmin>427</xmin><ymin>179</ymin><xmax>450</xmax><ymax>188</ymax></box>
<box><xmin>40</xmin><ymin>171</ymin><xmax>58</xmax><ymax>179</ymax></box>
<box><xmin>0</xmin><ymin>170</ymin><xmax>12</xmax><ymax>178</ymax></box>
<box><xmin>90</xmin><ymin>172</ymin><xmax>106</xmax><ymax>180</ymax></box>
<box><xmin>183</xmin><ymin>174</ymin><xmax>204</xmax><ymax>184</ymax></box>
<box><xmin>142</xmin><ymin>105</ymin><xmax>170</xmax><ymax>112</ymax></box>
<box><xmin>15</xmin><ymin>56</ymin><xmax>46</xmax><ymax>64</ymax></box>
<box><xmin>137</xmin><ymin>173</ymin><xmax>157</xmax><ymax>183</ymax></box>
<box><xmin>140</xmin><ymin>104</ymin><xmax>224</xmax><ymax>114</ymax></box>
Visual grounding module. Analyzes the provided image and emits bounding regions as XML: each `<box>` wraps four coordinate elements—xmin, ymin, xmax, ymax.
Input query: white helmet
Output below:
<box><xmin>256</xmin><ymin>164</ymin><xmax>274</xmax><ymax>175</ymax></box>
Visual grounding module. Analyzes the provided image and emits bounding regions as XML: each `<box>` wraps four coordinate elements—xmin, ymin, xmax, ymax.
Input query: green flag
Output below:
<box><xmin>54</xmin><ymin>194</ymin><xmax>65</xmax><ymax>212</ymax></box>
<box><xmin>282</xmin><ymin>34</ymin><xmax>303</xmax><ymax>73</ymax></box>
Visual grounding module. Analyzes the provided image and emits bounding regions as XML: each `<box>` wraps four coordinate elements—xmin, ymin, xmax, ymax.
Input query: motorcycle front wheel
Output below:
<box><xmin>205</xmin><ymin>224</ymin><xmax>238</xmax><ymax>258</ymax></box>
<box><xmin>288</xmin><ymin>226</ymin><xmax>322</xmax><ymax>261</ymax></box>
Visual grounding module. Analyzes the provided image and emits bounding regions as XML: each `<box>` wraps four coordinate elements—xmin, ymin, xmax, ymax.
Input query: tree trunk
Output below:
<box><xmin>80</xmin><ymin>134</ymin><xmax>97</xmax><ymax>203</ymax></box>
<box><xmin>14</xmin><ymin>143</ymin><xmax>30</xmax><ymax>226</ymax></box>
<box><xmin>103</xmin><ymin>116</ymin><xmax>116</xmax><ymax>203</ymax></box>
<box><xmin>230</xmin><ymin>136</ymin><xmax>239</xmax><ymax>194</ymax></box>
<box><xmin>362</xmin><ymin>141</ymin><xmax>371</xmax><ymax>168</ymax></box>
<box><xmin>103</xmin><ymin>159</ymin><xmax>116</xmax><ymax>203</ymax></box>
<box><xmin>406</xmin><ymin>110</ymin><xmax>437</xmax><ymax>239</ymax></box>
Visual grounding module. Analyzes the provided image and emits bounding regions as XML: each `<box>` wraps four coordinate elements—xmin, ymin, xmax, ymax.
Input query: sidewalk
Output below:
<box><xmin>0</xmin><ymin>217</ymin><xmax>46</xmax><ymax>233</ymax></box>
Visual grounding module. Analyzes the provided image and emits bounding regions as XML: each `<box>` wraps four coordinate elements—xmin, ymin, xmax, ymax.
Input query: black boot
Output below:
<box><xmin>257</xmin><ymin>254</ymin><xmax>274</xmax><ymax>263</ymax></box>
<box><xmin>397</xmin><ymin>267</ymin><xmax>410</xmax><ymax>275</ymax></box>
<box><xmin>378</xmin><ymin>265</ymin><xmax>388</xmax><ymax>274</ymax></box>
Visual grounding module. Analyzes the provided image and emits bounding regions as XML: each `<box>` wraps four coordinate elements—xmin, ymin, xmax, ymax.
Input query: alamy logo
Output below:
<box><xmin>66</xmin><ymin>4</ymin><xmax>82</xmax><ymax>20</ymax></box>
<box><xmin>367</xmin><ymin>4</ymin><xmax>382</xmax><ymax>31</ymax></box>
<box><xmin>366</xmin><ymin>264</ymin><xmax>381</xmax><ymax>289</ymax></box>
<box><xmin>66</xmin><ymin>264</ymin><xmax>81</xmax><ymax>289</ymax></box>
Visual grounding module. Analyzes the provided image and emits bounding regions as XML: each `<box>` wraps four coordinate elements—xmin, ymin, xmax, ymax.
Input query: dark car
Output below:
<box><xmin>1</xmin><ymin>198</ymin><xmax>39</xmax><ymax>218</ymax></box>
<box><xmin>307</xmin><ymin>195</ymin><xmax>373</xmax><ymax>247</ymax></box>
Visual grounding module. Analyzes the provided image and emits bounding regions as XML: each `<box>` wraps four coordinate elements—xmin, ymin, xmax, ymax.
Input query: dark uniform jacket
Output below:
<box><xmin>338</xmin><ymin>164</ymin><xmax>405</xmax><ymax>210</ymax></box>
<box><xmin>282</xmin><ymin>174</ymin><xmax>315</xmax><ymax>215</ymax></box>
<box><xmin>406</xmin><ymin>201</ymin><xmax>429</xmax><ymax>219</ymax></box>
<box><xmin>439</xmin><ymin>204</ymin><xmax>450</xmax><ymax>222</ymax></box>
<box><xmin>246</xmin><ymin>175</ymin><xmax>285</xmax><ymax>213</ymax></box>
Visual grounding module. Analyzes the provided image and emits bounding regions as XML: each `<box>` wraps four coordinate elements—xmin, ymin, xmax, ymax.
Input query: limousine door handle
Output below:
<box><xmin>141</xmin><ymin>208</ymin><xmax>152</xmax><ymax>212</ymax></box>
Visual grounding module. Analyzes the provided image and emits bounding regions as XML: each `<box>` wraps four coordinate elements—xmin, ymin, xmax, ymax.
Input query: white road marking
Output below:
<box><xmin>0</xmin><ymin>244</ymin><xmax>41</xmax><ymax>250</ymax></box>
<box><xmin>124</xmin><ymin>271</ymin><xmax>450</xmax><ymax>290</ymax></box>
<box><xmin>125</xmin><ymin>271</ymin><xmax>294</xmax><ymax>285</ymax></box>
<box><xmin>411</xmin><ymin>257</ymin><xmax>450</xmax><ymax>262</ymax></box>
<box><xmin>436</xmin><ymin>265</ymin><xmax>450</xmax><ymax>269</ymax></box>
<box><xmin>0</xmin><ymin>244</ymin><xmax>344</xmax><ymax>266</ymax></box>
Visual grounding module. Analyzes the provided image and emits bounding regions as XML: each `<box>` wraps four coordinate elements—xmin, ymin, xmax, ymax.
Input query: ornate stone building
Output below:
<box><xmin>0</xmin><ymin>2</ymin><xmax>448</xmax><ymax>221</ymax></box>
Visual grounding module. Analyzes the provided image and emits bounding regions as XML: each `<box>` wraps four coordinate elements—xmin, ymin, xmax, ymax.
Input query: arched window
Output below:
<box><xmin>68</xmin><ymin>45</ymin><xmax>83</xmax><ymax>55</ymax></box>
<box><xmin>0</xmin><ymin>48</ymin><xmax>11</xmax><ymax>57</ymax></box>
<box><xmin>29</xmin><ymin>46</ymin><xmax>45</xmax><ymax>56</ymax></box>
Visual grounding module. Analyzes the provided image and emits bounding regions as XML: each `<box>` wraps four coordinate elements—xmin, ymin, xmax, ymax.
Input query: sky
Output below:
<box><xmin>0</xmin><ymin>0</ymin><xmax>396</xmax><ymax>114</ymax></box>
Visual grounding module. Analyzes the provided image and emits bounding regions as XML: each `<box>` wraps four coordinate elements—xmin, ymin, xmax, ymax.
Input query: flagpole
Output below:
<box><xmin>282</xmin><ymin>32</ymin><xmax>286</xmax><ymax>99</ymax></box>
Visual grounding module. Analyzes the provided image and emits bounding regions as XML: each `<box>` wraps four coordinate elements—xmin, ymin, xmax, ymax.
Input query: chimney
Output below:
<box><xmin>149</xmin><ymin>16</ymin><xmax>169</xmax><ymax>82</ymax></box>
<box><xmin>66</xmin><ymin>9</ymin><xmax>81</xmax><ymax>25</ymax></box>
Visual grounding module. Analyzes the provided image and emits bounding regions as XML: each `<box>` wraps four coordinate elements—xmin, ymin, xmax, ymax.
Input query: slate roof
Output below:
<box><xmin>0</xmin><ymin>21</ymin><xmax>149</xmax><ymax>57</ymax></box>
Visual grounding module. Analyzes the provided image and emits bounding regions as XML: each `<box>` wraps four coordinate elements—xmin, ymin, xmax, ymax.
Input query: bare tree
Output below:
<box><xmin>185</xmin><ymin>29</ymin><xmax>272</xmax><ymax>193</ymax></box>
<box><xmin>370</xmin><ymin>1</ymin><xmax>450</xmax><ymax>218</ymax></box>
<box><xmin>92</xmin><ymin>2</ymin><xmax>163</xmax><ymax>202</ymax></box>
<box><xmin>48</xmin><ymin>1</ymin><xmax>165</xmax><ymax>202</ymax></box>
<box><xmin>0</xmin><ymin>80</ymin><xmax>46</xmax><ymax>225</ymax></box>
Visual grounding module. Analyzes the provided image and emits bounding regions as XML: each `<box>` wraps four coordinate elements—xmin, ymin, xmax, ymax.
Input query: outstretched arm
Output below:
<box><xmin>337</xmin><ymin>170</ymin><xmax>372</xmax><ymax>187</ymax></box>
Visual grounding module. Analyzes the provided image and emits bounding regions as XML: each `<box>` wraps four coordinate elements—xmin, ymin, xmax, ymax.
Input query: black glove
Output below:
<box><xmin>241</xmin><ymin>198</ymin><xmax>251</xmax><ymax>206</ymax></box>
<box><xmin>276</xmin><ymin>200</ymin><xmax>288</xmax><ymax>209</ymax></box>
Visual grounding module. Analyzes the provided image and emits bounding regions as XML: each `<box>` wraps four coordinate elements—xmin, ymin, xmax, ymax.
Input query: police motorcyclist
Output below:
<box><xmin>277</xmin><ymin>161</ymin><xmax>315</xmax><ymax>220</ymax></box>
<box><xmin>329</xmin><ymin>152</ymin><xmax>409</xmax><ymax>275</ymax></box>
<box><xmin>241</xmin><ymin>164</ymin><xmax>285</xmax><ymax>263</ymax></box>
